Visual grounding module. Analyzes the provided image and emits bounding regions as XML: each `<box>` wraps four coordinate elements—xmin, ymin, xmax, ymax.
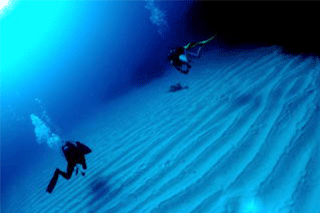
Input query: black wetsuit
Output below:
<box><xmin>168</xmin><ymin>35</ymin><xmax>217</xmax><ymax>74</ymax></box>
<box><xmin>168</xmin><ymin>47</ymin><xmax>191</xmax><ymax>74</ymax></box>
<box><xmin>46</xmin><ymin>141</ymin><xmax>91</xmax><ymax>193</ymax></box>
<box><xmin>63</xmin><ymin>142</ymin><xmax>88</xmax><ymax>171</ymax></box>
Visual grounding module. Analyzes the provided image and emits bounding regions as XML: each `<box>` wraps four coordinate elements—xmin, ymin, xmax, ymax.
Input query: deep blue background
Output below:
<box><xmin>1</xmin><ymin>1</ymin><xmax>319</xmax><ymax>199</ymax></box>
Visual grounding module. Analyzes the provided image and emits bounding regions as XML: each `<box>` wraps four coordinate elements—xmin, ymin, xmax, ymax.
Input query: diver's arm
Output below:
<box><xmin>188</xmin><ymin>46</ymin><xmax>203</xmax><ymax>58</ymax></box>
<box><xmin>75</xmin><ymin>164</ymin><xmax>86</xmax><ymax>176</ymax></box>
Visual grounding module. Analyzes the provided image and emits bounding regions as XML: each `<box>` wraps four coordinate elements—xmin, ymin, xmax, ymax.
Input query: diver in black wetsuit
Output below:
<box><xmin>168</xmin><ymin>47</ymin><xmax>192</xmax><ymax>74</ymax></box>
<box><xmin>168</xmin><ymin>34</ymin><xmax>217</xmax><ymax>74</ymax></box>
<box><xmin>46</xmin><ymin>141</ymin><xmax>92</xmax><ymax>193</ymax></box>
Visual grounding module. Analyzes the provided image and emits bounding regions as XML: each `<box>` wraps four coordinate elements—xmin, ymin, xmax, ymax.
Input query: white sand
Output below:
<box><xmin>3</xmin><ymin>48</ymin><xmax>320</xmax><ymax>213</ymax></box>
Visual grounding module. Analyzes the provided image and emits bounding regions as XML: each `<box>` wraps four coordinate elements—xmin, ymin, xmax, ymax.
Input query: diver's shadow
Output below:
<box><xmin>87</xmin><ymin>176</ymin><xmax>112</xmax><ymax>209</ymax></box>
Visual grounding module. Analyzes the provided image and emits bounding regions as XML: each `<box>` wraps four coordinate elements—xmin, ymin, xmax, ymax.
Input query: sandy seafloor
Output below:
<box><xmin>3</xmin><ymin>49</ymin><xmax>320</xmax><ymax>213</ymax></box>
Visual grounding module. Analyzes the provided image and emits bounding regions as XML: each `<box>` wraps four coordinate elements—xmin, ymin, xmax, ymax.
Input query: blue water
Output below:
<box><xmin>0</xmin><ymin>0</ymin><xmax>192</xmax><ymax>199</ymax></box>
<box><xmin>1</xmin><ymin>1</ymin><xmax>319</xmax><ymax>212</ymax></box>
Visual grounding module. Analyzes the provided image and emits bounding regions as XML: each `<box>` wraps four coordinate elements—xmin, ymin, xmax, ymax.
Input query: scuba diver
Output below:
<box><xmin>168</xmin><ymin>34</ymin><xmax>217</xmax><ymax>74</ymax></box>
<box><xmin>46</xmin><ymin>141</ymin><xmax>92</xmax><ymax>193</ymax></box>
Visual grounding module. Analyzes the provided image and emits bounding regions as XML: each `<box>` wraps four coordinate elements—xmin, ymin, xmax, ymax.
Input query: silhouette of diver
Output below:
<box><xmin>168</xmin><ymin>34</ymin><xmax>217</xmax><ymax>74</ymax></box>
<box><xmin>46</xmin><ymin>141</ymin><xmax>92</xmax><ymax>193</ymax></box>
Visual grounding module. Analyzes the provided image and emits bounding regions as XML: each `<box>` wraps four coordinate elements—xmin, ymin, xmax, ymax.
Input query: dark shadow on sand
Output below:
<box><xmin>87</xmin><ymin>176</ymin><xmax>112</xmax><ymax>212</ymax></box>
<box><xmin>233</xmin><ymin>93</ymin><xmax>253</xmax><ymax>107</ymax></box>
<box><xmin>168</xmin><ymin>83</ymin><xmax>188</xmax><ymax>93</ymax></box>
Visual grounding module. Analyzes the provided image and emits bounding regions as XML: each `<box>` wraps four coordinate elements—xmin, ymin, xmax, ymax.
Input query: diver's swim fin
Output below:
<box><xmin>46</xmin><ymin>170</ymin><xmax>59</xmax><ymax>193</ymax></box>
<box><xmin>184</xmin><ymin>34</ymin><xmax>217</xmax><ymax>49</ymax></box>
<box><xmin>198</xmin><ymin>34</ymin><xmax>217</xmax><ymax>45</ymax></box>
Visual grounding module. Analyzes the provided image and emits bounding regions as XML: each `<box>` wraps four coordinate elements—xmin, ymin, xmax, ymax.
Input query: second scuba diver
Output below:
<box><xmin>168</xmin><ymin>34</ymin><xmax>217</xmax><ymax>74</ymax></box>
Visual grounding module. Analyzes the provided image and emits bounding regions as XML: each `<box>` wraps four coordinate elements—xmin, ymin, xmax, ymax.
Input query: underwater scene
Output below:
<box><xmin>1</xmin><ymin>1</ymin><xmax>320</xmax><ymax>213</ymax></box>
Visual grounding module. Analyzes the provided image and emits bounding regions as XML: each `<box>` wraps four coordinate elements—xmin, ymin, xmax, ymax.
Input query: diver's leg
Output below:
<box><xmin>184</xmin><ymin>34</ymin><xmax>217</xmax><ymax>50</ymax></box>
<box><xmin>196</xmin><ymin>46</ymin><xmax>203</xmax><ymax>56</ymax></box>
<box><xmin>46</xmin><ymin>164</ymin><xmax>74</xmax><ymax>193</ymax></box>
<box><xmin>184</xmin><ymin>40</ymin><xmax>208</xmax><ymax>50</ymax></box>
<box><xmin>188</xmin><ymin>35</ymin><xmax>217</xmax><ymax>58</ymax></box>
<box><xmin>59</xmin><ymin>163</ymin><xmax>74</xmax><ymax>180</ymax></box>
<box><xmin>188</xmin><ymin>35</ymin><xmax>217</xmax><ymax>57</ymax></box>
<box><xmin>184</xmin><ymin>42</ymin><xmax>200</xmax><ymax>50</ymax></box>
<box><xmin>188</xmin><ymin>46</ymin><xmax>203</xmax><ymax>58</ymax></box>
